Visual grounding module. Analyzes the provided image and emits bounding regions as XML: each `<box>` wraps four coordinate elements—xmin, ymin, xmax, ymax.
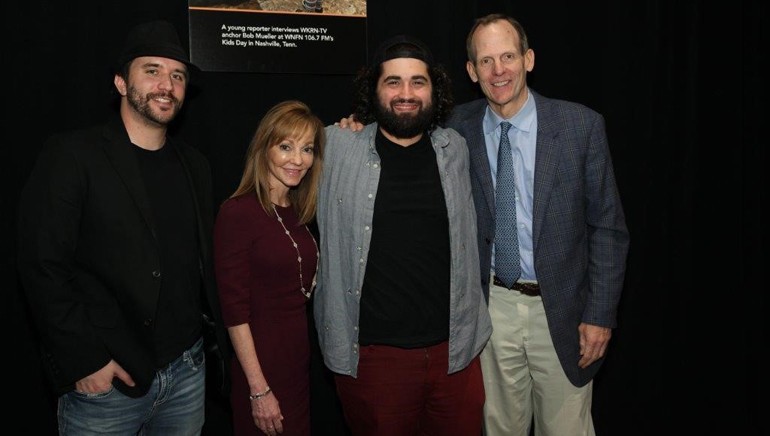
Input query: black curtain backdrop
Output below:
<box><xmin>5</xmin><ymin>1</ymin><xmax>762</xmax><ymax>435</ymax></box>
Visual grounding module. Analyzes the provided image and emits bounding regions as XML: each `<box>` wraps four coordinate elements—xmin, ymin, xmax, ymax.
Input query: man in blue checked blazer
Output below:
<box><xmin>446</xmin><ymin>14</ymin><xmax>630</xmax><ymax>436</ymax></box>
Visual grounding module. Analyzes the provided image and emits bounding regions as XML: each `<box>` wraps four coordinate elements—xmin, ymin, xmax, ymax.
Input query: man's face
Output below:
<box><xmin>466</xmin><ymin>20</ymin><xmax>534</xmax><ymax>118</ymax></box>
<box><xmin>374</xmin><ymin>57</ymin><xmax>435</xmax><ymax>140</ymax></box>
<box><xmin>116</xmin><ymin>56</ymin><xmax>189</xmax><ymax>126</ymax></box>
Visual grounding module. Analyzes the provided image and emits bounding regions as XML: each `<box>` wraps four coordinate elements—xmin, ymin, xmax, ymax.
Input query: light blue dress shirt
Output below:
<box><xmin>485</xmin><ymin>89</ymin><xmax>538</xmax><ymax>281</ymax></box>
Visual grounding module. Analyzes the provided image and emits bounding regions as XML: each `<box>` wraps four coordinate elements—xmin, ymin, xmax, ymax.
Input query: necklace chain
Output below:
<box><xmin>272</xmin><ymin>204</ymin><xmax>318</xmax><ymax>299</ymax></box>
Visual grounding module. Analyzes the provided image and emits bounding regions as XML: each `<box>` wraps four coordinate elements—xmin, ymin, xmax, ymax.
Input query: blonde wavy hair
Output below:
<box><xmin>229</xmin><ymin>100</ymin><xmax>325</xmax><ymax>224</ymax></box>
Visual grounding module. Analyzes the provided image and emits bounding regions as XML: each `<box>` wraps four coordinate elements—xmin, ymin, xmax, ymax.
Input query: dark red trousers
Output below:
<box><xmin>334</xmin><ymin>341</ymin><xmax>484</xmax><ymax>436</ymax></box>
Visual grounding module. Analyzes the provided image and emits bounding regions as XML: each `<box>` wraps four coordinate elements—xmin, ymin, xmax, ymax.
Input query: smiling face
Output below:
<box><xmin>374</xmin><ymin>57</ymin><xmax>435</xmax><ymax>144</ymax></box>
<box><xmin>115</xmin><ymin>56</ymin><xmax>189</xmax><ymax>127</ymax></box>
<box><xmin>466</xmin><ymin>20</ymin><xmax>534</xmax><ymax>119</ymax></box>
<box><xmin>266</xmin><ymin>129</ymin><xmax>316</xmax><ymax>204</ymax></box>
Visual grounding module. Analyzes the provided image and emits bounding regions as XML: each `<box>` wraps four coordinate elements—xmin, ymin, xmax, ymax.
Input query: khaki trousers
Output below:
<box><xmin>481</xmin><ymin>273</ymin><xmax>595</xmax><ymax>436</ymax></box>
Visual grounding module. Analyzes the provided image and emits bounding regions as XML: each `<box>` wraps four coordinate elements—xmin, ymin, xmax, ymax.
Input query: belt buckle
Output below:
<box><xmin>514</xmin><ymin>282</ymin><xmax>540</xmax><ymax>296</ymax></box>
<box><xmin>493</xmin><ymin>276</ymin><xmax>540</xmax><ymax>296</ymax></box>
<box><xmin>492</xmin><ymin>275</ymin><xmax>509</xmax><ymax>289</ymax></box>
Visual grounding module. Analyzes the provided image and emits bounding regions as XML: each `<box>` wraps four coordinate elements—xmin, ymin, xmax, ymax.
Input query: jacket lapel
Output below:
<box><xmin>463</xmin><ymin>103</ymin><xmax>495</xmax><ymax>215</ymax></box>
<box><xmin>172</xmin><ymin>143</ymin><xmax>208</xmax><ymax>267</ymax></box>
<box><xmin>532</xmin><ymin>92</ymin><xmax>560</xmax><ymax>252</ymax></box>
<box><xmin>100</xmin><ymin>118</ymin><xmax>158</xmax><ymax>241</ymax></box>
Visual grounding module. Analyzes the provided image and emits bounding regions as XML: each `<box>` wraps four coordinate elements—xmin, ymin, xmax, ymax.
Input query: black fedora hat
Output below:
<box><xmin>117</xmin><ymin>20</ymin><xmax>198</xmax><ymax>71</ymax></box>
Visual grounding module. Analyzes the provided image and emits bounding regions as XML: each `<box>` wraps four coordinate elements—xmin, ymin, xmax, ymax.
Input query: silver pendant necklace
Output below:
<box><xmin>272</xmin><ymin>204</ymin><xmax>318</xmax><ymax>299</ymax></box>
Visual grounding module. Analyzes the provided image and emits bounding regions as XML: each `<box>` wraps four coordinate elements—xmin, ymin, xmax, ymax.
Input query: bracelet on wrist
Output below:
<box><xmin>248</xmin><ymin>386</ymin><xmax>271</xmax><ymax>400</ymax></box>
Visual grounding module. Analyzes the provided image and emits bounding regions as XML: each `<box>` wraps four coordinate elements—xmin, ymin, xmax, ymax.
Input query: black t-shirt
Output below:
<box><xmin>134</xmin><ymin>141</ymin><xmax>202</xmax><ymax>367</ymax></box>
<box><xmin>358</xmin><ymin>130</ymin><xmax>450</xmax><ymax>348</ymax></box>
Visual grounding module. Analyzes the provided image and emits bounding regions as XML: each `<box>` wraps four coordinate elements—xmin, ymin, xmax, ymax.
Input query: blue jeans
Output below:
<box><xmin>58</xmin><ymin>337</ymin><xmax>206</xmax><ymax>436</ymax></box>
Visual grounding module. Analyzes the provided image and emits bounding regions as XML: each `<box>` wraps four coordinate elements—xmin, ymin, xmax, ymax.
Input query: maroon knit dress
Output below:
<box><xmin>214</xmin><ymin>194</ymin><xmax>317</xmax><ymax>436</ymax></box>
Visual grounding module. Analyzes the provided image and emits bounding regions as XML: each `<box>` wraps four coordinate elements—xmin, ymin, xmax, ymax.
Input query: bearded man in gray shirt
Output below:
<box><xmin>314</xmin><ymin>34</ymin><xmax>492</xmax><ymax>436</ymax></box>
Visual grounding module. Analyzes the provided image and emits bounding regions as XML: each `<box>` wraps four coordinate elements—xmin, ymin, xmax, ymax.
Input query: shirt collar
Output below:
<box><xmin>483</xmin><ymin>87</ymin><xmax>536</xmax><ymax>135</ymax></box>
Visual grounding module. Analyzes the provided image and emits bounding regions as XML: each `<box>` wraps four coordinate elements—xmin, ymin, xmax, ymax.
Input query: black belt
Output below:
<box><xmin>492</xmin><ymin>276</ymin><xmax>541</xmax><ymax>296</ymax></box>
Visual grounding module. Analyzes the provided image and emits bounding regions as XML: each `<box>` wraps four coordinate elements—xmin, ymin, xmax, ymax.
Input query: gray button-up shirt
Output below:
<box><xmin>314</xmin><ymin>123</ymin><xmax>492</xmax><ymax>377</ymax></box>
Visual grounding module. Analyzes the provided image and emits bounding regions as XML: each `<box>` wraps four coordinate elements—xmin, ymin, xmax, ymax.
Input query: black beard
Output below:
<box><xmin>126</xmin><ymin>85</ymin><xmax>179</xmax><ymax>126</ymax></box>
<box><xmin>374</xmin><ymin>98</ymin><xmax>435</xmax><ymax>139</ymax></box>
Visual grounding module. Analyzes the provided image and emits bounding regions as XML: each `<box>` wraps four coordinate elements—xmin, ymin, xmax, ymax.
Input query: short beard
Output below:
<box><xmin>374</xmin><ymin>98</ymin><xmax>435</xmax><ymax>139</ymax></box>
<box><xmin>126</xmin><ymin>84</ymin><xmax>180</xmax><ymax>126</ymax></box>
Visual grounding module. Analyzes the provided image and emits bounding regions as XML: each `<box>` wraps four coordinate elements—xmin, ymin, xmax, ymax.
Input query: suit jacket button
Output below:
<box><xmin>152</xmin><ymin>270</ymin><xmax>161</xmax><ymax>278</ymax></box>
<box><xmin>144</xmin><ymin>318</ymin><xmax>153</xmax><ymax>326</ymax></box>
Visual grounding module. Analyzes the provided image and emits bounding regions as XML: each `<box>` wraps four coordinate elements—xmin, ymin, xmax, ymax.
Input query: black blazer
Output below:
<box><xmin>17</xmin><ymin>116</ymin><xmax>230</xmax><ymax>397</ymax></box>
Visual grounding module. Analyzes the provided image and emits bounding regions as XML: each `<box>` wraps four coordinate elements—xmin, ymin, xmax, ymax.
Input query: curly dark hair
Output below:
<box><xmin>351</xmin><ymin>60</ymin><xmax>454</xmax><ymax>132</ymax></box>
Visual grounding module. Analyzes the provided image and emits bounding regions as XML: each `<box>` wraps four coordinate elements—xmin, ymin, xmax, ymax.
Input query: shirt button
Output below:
<box><xmin>364</xmin><ymin>226</ymin><xmax>370</xmax><ymax>231</ymax></box>
<box><xmin>373</xmin><ymin>163</ymin><xmax>379</xmax><ymax>169</ymax></box>
<box><xmin>367</xmin><ymin>193</ymin><xmax>373</xmax><ymax>199</ymax></box>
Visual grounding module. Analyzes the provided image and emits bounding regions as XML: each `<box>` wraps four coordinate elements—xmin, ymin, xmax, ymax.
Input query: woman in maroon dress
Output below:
<box><xmin>214</xmin><ymin>100</ymin><xmax>325</xmax><ymax>436</ymax></box>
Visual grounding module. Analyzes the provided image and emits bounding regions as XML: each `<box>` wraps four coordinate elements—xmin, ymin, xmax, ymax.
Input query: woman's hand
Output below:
<box><xmin>251</xmin><ymin>391</ymin><xmax>284</xmax><ymax>434</ymax></box>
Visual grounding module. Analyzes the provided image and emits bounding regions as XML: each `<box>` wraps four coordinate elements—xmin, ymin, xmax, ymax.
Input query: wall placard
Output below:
<box><xmin>189</xmin><ymin>3</ymin><xmax>367</xmax><ymax>74</ymax></box>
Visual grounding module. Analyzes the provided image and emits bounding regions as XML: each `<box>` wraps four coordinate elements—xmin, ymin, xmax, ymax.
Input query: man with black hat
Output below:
<box><xmin>313</xmin><ymin>34</ymin><xmax>492</xmax><ymax>435</ymax></box>
<box><xmin>17</xmin><ymin>20</ymin><xmax>229</xmax><ymax>435</ymax></box>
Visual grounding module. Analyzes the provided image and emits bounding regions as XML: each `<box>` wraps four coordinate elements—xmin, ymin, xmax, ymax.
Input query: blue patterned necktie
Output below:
<box><xmin>495</xmin><ymin>121</ymin><xmax>521</xmax><ymax>287</ymax></box>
